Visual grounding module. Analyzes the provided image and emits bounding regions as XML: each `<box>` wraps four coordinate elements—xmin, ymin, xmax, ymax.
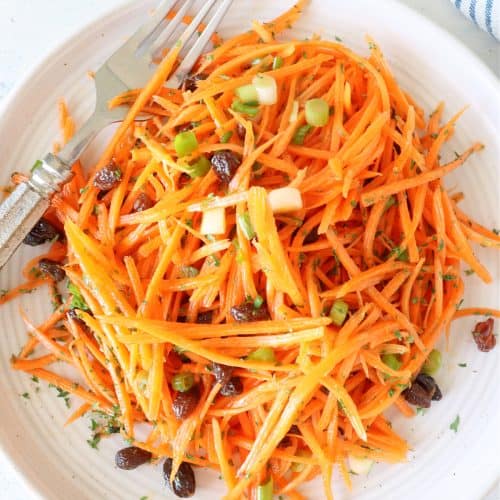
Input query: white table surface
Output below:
<box><xmin>0</xmin><ymin>1</ymin><xmax>498</xmax><ymax>499</ymax></box>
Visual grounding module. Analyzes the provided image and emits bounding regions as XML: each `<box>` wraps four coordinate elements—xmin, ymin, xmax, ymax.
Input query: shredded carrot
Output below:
<box><xmin>2</xmin><ymin>3</ymin><xmax>498</xmax><ymax>499</ymax></box>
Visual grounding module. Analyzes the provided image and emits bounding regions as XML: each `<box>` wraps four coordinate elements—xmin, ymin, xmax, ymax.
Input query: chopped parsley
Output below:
<box><xmin>21</xmin><ymin>392</ymin><xmax>30</xmax><ymax>399</ymax></box>
<box><xmin>87</xmin><ymin>434</ymin><xmax>101</xmax><ymax>449</ymax></box>
<box><xmin>458</xmin><ymin>363</ymin><xmax>467</xmax><ymax>367</ymax></box>
<box><xmin>416</xmin><ymin>407</ymin><xmax>426</xmax><ymax>416</ymax></box>
<box><xmin>67</xmin><ymin>282</ymin><xmax>89</xmax><ymax>311</ymax></box>
<box><xmin>449</xmin><ymin>415</ymin><xmax>460</xmax><ymax>433</ymax></box>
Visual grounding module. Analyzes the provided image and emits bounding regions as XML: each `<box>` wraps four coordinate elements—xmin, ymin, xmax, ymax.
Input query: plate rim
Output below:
<box><xmin>0</xmin><ymin>0</ymin><xmax>498</xmax><ymax>498</ymax></box>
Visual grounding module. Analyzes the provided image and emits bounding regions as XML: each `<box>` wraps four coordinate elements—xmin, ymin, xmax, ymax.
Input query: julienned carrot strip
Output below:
<box><xmin>3</xmin><ymin>7</ymin><xmax>498</xmax><ymax>499</ymax></box>
<box><xmin>361</xmin><ymin>143</ymin><xmax>483</xmax><ymax>207</ymax></box>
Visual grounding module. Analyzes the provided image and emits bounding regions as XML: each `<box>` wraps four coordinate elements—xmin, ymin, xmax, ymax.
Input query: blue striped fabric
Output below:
<box><xmin>451</xmin><ymin>0</ymin><xmax>499</xmax><ymax>39</ymax></box>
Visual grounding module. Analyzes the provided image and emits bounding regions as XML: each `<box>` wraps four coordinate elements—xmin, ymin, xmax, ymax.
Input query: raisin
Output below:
<box><xmin>93</xmin><ymin>162</ymin><xmax>122</xmax><ymax>191</ymax></box>
<box><xmin>196</xmin><ymin>311</ymin><xmax>213</xmax><ymax>324</ymax></box>
<box><xmin>236</xmin><ymin>122</ymin><xmax>246</xmax><ymax>140</ymax></box>
<box><xmin>279</xmin><ymin>425</ymin><xmax>300</xmax><ymax>448</ymax></box>
<box><xmin>432</xmin><ymin>384</ymin><xmax>442</xmax><ymax>401</ymax></box>
<box><xmin>472</xmin><ymin>318</ymin><xmax>496</xmax><ymax>352</ymax></box>
<box><xmin>210</xmin><ymin>150</ymin><xmax>241</xmax><ymax>184</ymax></box>
<box><xmin>303</xmin><ymin>226</ymin><xmax>319</xmax><ymax>244</ymax></box>
<box><xmin>414</xmin><ymin>373</ymin><xmax>438</xmax><ymax>398</ymax></box>
<box><xmin>176</xmin><ymin>123</ymin><xmax>193</xmax><ymax>133</ymax></box>
<box><xmin>133</xmin><ymin>192</ymin><xmax>154</xmax><ymax>212</ymax></box>
<box><xmin>403</xmin><ymin>373</ymin><xmax>442</xmax><ymax>408</ymax></box>
<box><xmin>23</xmin><ymin>218</ymin><xmax>60</xmax><ymax>246</ymax></box>
<box><xmin>172</xmin><ymin>385</ymin><xmax>199</xmax><ymax>420</ymax></box>
<box><xmin>66</xmin><ymin>309</ymin><xmax>90</xmax><ymax>331</ymax></box>
<box><xmin>38</xmin><ymin>259</ymin><xmax>66</xmax><ymax>282</ymax></box>
<box><xmin>115</xmin><ymin>446</ymin><xmax>152</xmax><ymax>470</ymax></box>
<box><xmin>403</xmin><ymin>382</ymin><xmax>432</xmax><ymax>408</ymax></box>
<box><xmin>182</xmin><ymin>73</ymin><xmax>207</xmax><ymax>93</ymax></box>
<box><xmin>211</xmin><ymin>362</ymin><xmax>234</xmax><ymax>386</ymax></box>
<box><xmin>163</xmin><ymin>458</ymin><xmax>196</xmax><ymax>498</ymax></box>
<box><xmin>220</xmin><ymin>377</ymin><xmax>243</xmax><ymax>396</ymax></box>
<box><xmin>230</xmin><ymin>302</ymin><xmax>270</xmax><ymax>322</ymax></box>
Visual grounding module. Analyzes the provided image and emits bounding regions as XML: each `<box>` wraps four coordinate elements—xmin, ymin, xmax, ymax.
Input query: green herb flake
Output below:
<box><xmin>67</xmin><ymin>282</ymin><xmax>90</xmax><ymax>311</ymax></box>
<box><xmin>441</xmin><ymin>273</ymin><xmax>456</xmax><ymax>281</ymax></box>
<box><xmin>449</xmin><ymin>415</ymin><xmax>460</xmax><ymax>433</ymax></box>
<box><xmin>220</xmin><ymin>130</ymin><xmax>233</xmax><ymax>144</ymax></box>
<box><xmin>458</xmin><ymin>363</ymin><xmax>467</xmax><ymax>367</ymax></box>
<box><xmin>21</xmin><ymin>392</ymin><xmax>30</xmax><ymax>399</ymax></box>
<box><xmin>31</xmin><ymin>376</ymin><xmax>39</xmax><ymax>383</ymax></box>
<box><xmin>87</xmin><ymin>434</ymin><xmax>101</xmax><ymax>449</ymax></box>
<box><xmin>394</xmin><ymin>330</ymin><xmax>402</xmax><ymax>340</ymax></box>
<box><xmin>464</xmin><ymin>269</ymin><xmax>475</xmax><ymax>276</ymax></box>
<box><xmin>416</xmin><ymin>407</ymin><xmax>426</xmax><ymax>416</ymax></box>
<box><xmin>388</xmin><ymin>389</ymin><xmax>395</xmax><ymax>397</ymax></box>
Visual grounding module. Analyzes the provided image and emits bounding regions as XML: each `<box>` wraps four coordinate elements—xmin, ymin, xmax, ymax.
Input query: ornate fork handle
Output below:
<box><xmin>0</xmin><ymin>112</ymin><xmax>107</xmax><ymax>270</ymax></box>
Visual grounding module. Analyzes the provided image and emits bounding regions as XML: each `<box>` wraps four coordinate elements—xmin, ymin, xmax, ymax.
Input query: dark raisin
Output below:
<box><xmin>172</xmin><ymin>385</ymin><xmax>199</xmax><ymax>420</ymax></box>
<box><xmin>210</xmin><ymin>150</ymin><xmax>241</xmax><ymax>184</ymax></box>
<box><xmin>432</xmin><ymin>384</ymin><xmax>442</xmax><ymax>401</ymax></box>
<box><xmin>472</xmin><ymin>318</ymin><xmax>496</xmax><ymax>352</ymax></box>
<box><xmin>211</xmin><ymin>362</ymin><xmax>234</xmax><ymax>386</ymax></box>
<box><xmin>196</xmin><ymin>311</ymin><xmax>213</xmax><ymax>324</ymax></box>
<box><xmin>230</xmin><ymin>302</ymin><xmax>270</xmax><ymax>322</ymax></box>
<box><xmin>220</xmin><ymin>377</ymin><xmax>243</xmax><ymax>396</ymax></box>
<box><xmin>279</xmin><ymin>424</ymin><xmax>300</xmax><ymax>447</ymax></box>
<box><xmin>403</xmin><ymin>382</ymin><xmax>432</xmax><ymax>408</ymax></box>
<box><xmin>93</xmin><ymin>162</ymin><xmax>122</xmax><ymax>191</ymax></box>
<box><xmin>96</xmin><ymin>189</ymin><xmax>109</xmax><ymax>200</ymax></box>
<box><xmin>182</xmin><ymin>73</ymin><xmax>207</xmax><ymax>93</ymax></box>
<box><xmin>66</xmin><ymin>309</ymin><xmax>90</xmax><ymax>331</ymax></box>
<box><xmin>176</xmin><ymin>123</ymin><xmax>194</xmax><ymax>133</ymax></box>
<box><xmin>236</xmin><ymin>122</ymin><xmax>246</xmax><ymax>140</ymax></box>
<box><xmin>23</xmin><ymin>218</ymin><xmax>60</xmax><ymax>246</ymax></box>
<box><xmin>133</xmin><ymin>192</ymin><xmax>154</xmax><ymax>212</ymax></box>
<box><xmin>163</xmin><ymin>458</ymin><xmax>196</xmax><ymax>498</ymax></box>
<box><xmin>38</xmin><ymin>259</ymin><xmax>65</xmax><ymax>282</ymax></box>
<box><xmin>414</xmin><ymin>373</ymin><xmax>438</xmax><ymax>398</ymax></box>
<box><xmin>303</xmin><ymin>226</ymin><xmax>319</xmax><ymax>245</ymax></box>
<box><xmin>115</xmin><ymin>446</ymin><xmax>152</xmax><ymax>470</ymax></box>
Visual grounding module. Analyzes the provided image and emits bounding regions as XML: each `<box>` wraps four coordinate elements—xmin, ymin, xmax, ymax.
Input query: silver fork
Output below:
<box><xmin>0</xmin><ymin>0</ymin><xmax>232</xmax><ymax>269</ymax></box>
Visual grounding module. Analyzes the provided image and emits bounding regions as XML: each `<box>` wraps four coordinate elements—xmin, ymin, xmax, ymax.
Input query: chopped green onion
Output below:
<box><xmin>180</xmin><ymin>266</ymin><xmax>199</xmax><ymax>278</ymax></box>
<box><xmin>256</xmin><ymin>477</ymin><xmax>273</xmax><ymax>500</ymax></box>
<box><xmin>292</xmin><ymin>124</ymin><xmax>312</xmax><ymax>145</ymax></box>
<box><xmin>253</xmin><ymin>295</ymin><xmax>264</xmax><ymax>309</ymax></box>
<box><xmin>272</xmin><ymin>55</ymin><xmax>284</xmax><ymax>70</ymax></box>
<box><xmin>187</xmin><ymin>156</ymin><xmax>211</xmax><ymax>178</ymax></box>
<box><xmin>174</xmin><ymin>131</ymin><xmax>198</xmax><ymax>157</ymax></box>
<box><xmin>247</xmin><ymin>347</ymin><xmax>275</xmax><ymax>363</ymax></box>
<box><xmin>329</xmin><ymin>300</ymin><xmax>348</xmax><ymax>326</ymax></box>
<box><xmin>382</xmin><ymin>353</ymin><xmax>402</xmax><ymax>371</ymax></box>
<box><xmin>67</xmin><ymin>282</ymin><xmax>89</xmax><ymax>311</ymax></box>
<box><xmin>171</xmin><ymin>372</ymin><xmax>194</xmax><ymax>392</ymax></box>
<box><xmin>252</xmin><ymin>73</ymin><xmax>278</xmax><ymax>105</ymax></box>
<box><xmin>30</xmin><ymin>159</ymin><xmax>42</xmax><ymax>172</ymax></box>
<box><xmin>237</xmin><ymin>212</ymin><xmax>256</xmax><ymax>240</ymax></box>
<box><xmin>422</xmin><ymin>349</ymin><xmax>442</xmax><ymax>375</ymax></box>
<box><xmin>231</xmin><ymin>100</ymin><xmax>260</xmax><ymax>117</ymax></box>
<box><xmin>305</xmin><ymin>98</ymin><xmax>329</xmax><ymax>127</ymax></box>
<box><xmin>220</xmin><ymin>131</ymin><xmax>233</xmax><ymax>144</ymax></box>
<box><xmin>235</xmin><ymin>84</ymin><xmax>259</xmax><ymax>104</ymax></box>
<box><xmin>289</xmin><ymin>100</ymin><xmax>299</xmax><ymax>123</ymax></box>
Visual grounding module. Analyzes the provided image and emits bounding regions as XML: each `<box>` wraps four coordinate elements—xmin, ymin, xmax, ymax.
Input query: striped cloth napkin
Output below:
<box><xmin>451</xmin><ymin>0</ymin><xmax>499</xmax><ymax>40</ymax></box>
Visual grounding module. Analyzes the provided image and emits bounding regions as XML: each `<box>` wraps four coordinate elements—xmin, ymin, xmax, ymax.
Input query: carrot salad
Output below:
<box><xmin>4</xmin><ymin>2</ymin><xmax>500</xmax><ymax>498</ymax></box>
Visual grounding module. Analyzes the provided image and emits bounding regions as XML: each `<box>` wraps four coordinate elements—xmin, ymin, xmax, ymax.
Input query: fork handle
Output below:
<box><xmin>0</xmin><ymin>112</ymin><xmax>108</xmax><ymax>271</ymax></box>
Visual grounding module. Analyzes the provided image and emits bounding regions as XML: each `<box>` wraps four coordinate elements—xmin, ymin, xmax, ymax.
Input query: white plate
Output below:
<box><xmin>0</xmin><ymin>1</ymin><xmax>499</xmax><ymax>499</ymax></box>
